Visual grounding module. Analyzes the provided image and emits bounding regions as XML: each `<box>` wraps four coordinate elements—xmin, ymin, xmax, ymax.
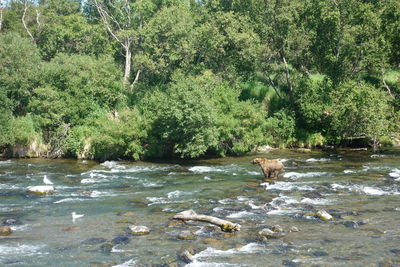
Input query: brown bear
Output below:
<box><xmin>251</xmin><ymin>158</ymin><xmax>284</xmax><ymax>180</ymax></box>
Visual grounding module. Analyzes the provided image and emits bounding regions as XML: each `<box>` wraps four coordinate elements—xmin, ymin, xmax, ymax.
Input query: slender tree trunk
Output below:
<box><xmin>22</xmin><ymin>0</ymin><xmax>35</xmax><ymax>42</ymax></box>
<box><xmin>0</xmin><ymin>4</ymin><xmax>3</xmax><ymax>32</ymax></box>
<box><xmin>124</xmin><ymin>45</ymin><xmax>132</xmax><ymax>85</ymax></box>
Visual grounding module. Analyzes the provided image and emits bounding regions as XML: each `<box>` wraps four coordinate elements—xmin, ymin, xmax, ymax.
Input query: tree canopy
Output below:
<box><xmin>0</xmin><ymin>0</ymin><xmax>399</xmax><ymax>159</ymax></box>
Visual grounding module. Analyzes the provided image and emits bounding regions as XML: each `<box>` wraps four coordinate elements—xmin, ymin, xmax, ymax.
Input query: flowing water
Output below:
<box><xmin>1</xmin><ymin>149</ymin><xmax>400</xmax><ymax>266</ymax></box>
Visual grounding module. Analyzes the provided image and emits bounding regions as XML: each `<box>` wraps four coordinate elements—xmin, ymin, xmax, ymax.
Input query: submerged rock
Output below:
<box><xmin>99</xmin><ymin>242</ymin><xmax>113</xmax><ymax>254</ymax></box>
<box><xmin>0</xmin><ymin>226</ymin><xmax>12</xmax><ymax>236</ymax></box>
<box><xmin>129</xmin><ymin>225</ymin><xmax>150</xmax><ymax>235</ymax></box>
<box><xmin>81</xmin><ymin>238</ymin><xmax>108</xmax><ymax>245</ymax></box>
<box><xmin>27</xmin><ymin>185</ymin><xmax>55</xmax><ymax>195</ymax></box>
<box><xmin>289</xmin><ymin>226</ymin><xmax>300</xmax><ymax>232</ymax></box>
<box><xmin>177</xmin><ymin>247</ymin><xmax>194</xmax><ymax>263</ymax></box>
<box><xmin>112</xmin><ymin>236</ymin><xmax>130</xmax><ymax>245</ymax></box>
<box><xmin>271</xmin><ymin>225</ymin><xmax>283</xmax><ymax>233</ymax></box>
<box><xmin>177</xmin><ymin>230</ymin><xmax>195</xmax><ymax>240</ymax></box>
<box><xmin>2</xmin><ymin>217</ymin><xmax>21</xmax><ymax>226</ymax></box>
<box><xmin>258</xmin><ymin>228</ymin><xmax>285</xmax><ymax>239</ymax></box>
<box><xmin>316</xmin><ymin>210</ymin><xmax>333</xmax><ymax>221</ymax></box>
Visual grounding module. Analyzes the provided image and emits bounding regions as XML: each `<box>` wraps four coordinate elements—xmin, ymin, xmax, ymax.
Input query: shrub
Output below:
<box><xmin>265</xmin><ymin>109</ymin><xmax>296</xmax><ymax>148</ymax></box>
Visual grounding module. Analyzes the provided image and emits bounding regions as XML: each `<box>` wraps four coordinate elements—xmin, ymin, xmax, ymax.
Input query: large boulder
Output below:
<box><xmin>27</xmin><ymin>185</ymin><xmax>55</xmax><ymax>195</ymax></box>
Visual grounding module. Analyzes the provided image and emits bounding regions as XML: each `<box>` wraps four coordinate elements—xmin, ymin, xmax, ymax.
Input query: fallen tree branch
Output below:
<box><xmin>173</xmin><ymin>210</ymin><xmax>241</xmax><ymax>232</ymax></box>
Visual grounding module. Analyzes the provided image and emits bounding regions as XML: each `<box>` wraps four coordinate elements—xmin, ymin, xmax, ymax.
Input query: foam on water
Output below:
<box><xmin>300</xmin><ymin>198</ymin><xmax>332</xmax><ymax>205</ymax></box>
<box><xmin>193</xmin><ymin>243</ymin><xmax>264</xmax><ymax>259</ymax></box>
<box><xmin>283</xmin><ymin>171</ymin><xmax>329</xmax><ymax>179</ymax></box>
<box><xmin>101</xmin><ymin>161</ymin><xmax>126</xmax><ymax>170</ymax></box>
<box><xmin>167</xmin><ymin>190</ymin><xmax>192</xmax><ymax>198</ymax></box>
<box><xmin>80</xmin><ymin>178</ymin><xmax>109</xmax><ymax>184</ymax></box>
<box><xmin>266</xmin><ymin>195</ymin><xmax>301</xmax><ymax>215</ymax></box>
<box><xmin>0</xmin><ymin>244</ymin><xmax>46</xmax><ymax>257</ymax></box>
<box><xmin>262</xmin><ymin>182</ymin><xmax>315</xmax><ymax>191</ymax></box>
<box><xmin>10</xmin><ymin>224</ymin><xmax>31</xmax><ymax>232</ymax></box>
<box><xmin>267</xmin><ymin>208</ymin><xmax>301</xmax><ymax>215</ymax></box>
<box><xmin>331</xmin><ymin>183</ymin><xmax>399</xmax><ymax>196</ymax></box>
<box><xmin>54</xmin><ymin>198</ymin><xmax>86</xmax><ymax>204</ymax></box>
<box><xmin>226</xmin><ymin>211</ymin><xmax>255</xmax><ymax>219</ymax></box>
<box><xmin>306</xmin><ymin>158</ymin><xmax>330</xmax><ymax>162</ymax></box>
<box><xmin>389</xmin><ymin>168</ymin><xmax>400</xmax><ymax>178</ymax></box>
<box><xmin>361</xmin><ymin>186</ymin><xmax>391</xmax><ymax>196</ymax></box>
<box><xmin>344</xmin><ymin>169</ymin><xmax>356</xmax><ymax>174</ymax></box>
<box><xmin>0</xmin><ymin>160</ymin><xmax>12</xmax><ymax>165</ymax></box>
<box><xmin>111</xmin><ymin>258</ymin><xmax>137</xmax><ymax>267</ymax></box>
<box><xmin>146</xmin><ymin>196</ymin><xmax>185</xmax><ymax>206</ymax></box>
<box><xmin>247</xmin><ymin>171</ymin><xmax>260</xmax><ymax>175</ymax></box>
<box><xmin>189</xmin><ymin>166</ymin><xmax>224</xmax><ymax>173</ymax></box>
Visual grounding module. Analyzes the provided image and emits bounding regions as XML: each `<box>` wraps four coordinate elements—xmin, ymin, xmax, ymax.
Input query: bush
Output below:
<box><xmin>65</xmin><ymin>108</ymin><xmax>147</xmax><ymax>161</ymax></box>
<box><xmin>330</xmin><ymin>81</ymin><xmax>391</xmax><ymax>151</ymax></box>
<box><xmin>265</xmin><ymin>109</ymin><xmax>296</xmax><ymax>148</ymax></box>
<box><xmin>28</xmin><ymin>54</ymin><xmax>125</xmax><ymax>132</ymax></box>
<box><xmin>140</xmin><ymin>71</ymin><xmax>269</xmax><ymax>158</ymax></box>
<box><xmin>295</xmin><ymin>129</ymin><xmax>326</xmax><ymax>148</ymax></box>
<box><xmin>9</xmin><ymin>115</ymin><xmax>40</xmax><ymax>146</ymax></box>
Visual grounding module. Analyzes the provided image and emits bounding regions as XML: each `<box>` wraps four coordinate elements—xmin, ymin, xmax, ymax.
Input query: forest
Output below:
<box><xmin>0</xmin><ymin>0</ymin><xmax>399</xmax><ymax>161</ymax></box>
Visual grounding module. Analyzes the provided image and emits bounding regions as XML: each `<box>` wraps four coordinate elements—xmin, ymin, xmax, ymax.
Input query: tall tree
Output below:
<box><xmin>91</xmin><ymin>0</ymin><xmax>155</xmax><ymax>86</ymax></box>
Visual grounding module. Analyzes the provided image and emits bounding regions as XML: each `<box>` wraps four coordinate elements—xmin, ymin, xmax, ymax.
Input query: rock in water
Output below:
<box><xmin>271</xmin><ymin>225</ymin><xmax>283</xmax><ymax>233</ymax></box>
<box><xmin>0</xmin><ymin>226</ymin><xmax>12</xmax><ymax>236</ymax></box>
<box><xmin>316</xmin><ymin>210</ymin><xmax>333</xmax><ymax>221</ymax></box>
<box><xmin>258</xmin><ymin>228</ymin><xmax>285</xmax><ymax>239</ymax></box>
<box><xmin>27</xmin><ymin>185</ymin><xmax>55</xmax><ymax>195</ymax></box>
<box><xmin>177</xmin><ymin>230</ymin><xmax>195</xmax><ymax>240</ymax></box>
<box><xmin>178</xmin><ymin>248</ymin><xmax>194</xmax><ymax>263</ymax></box>
<box><xmin>129</xmin><ymin>225</ymin><xmax>150</xmax><ymax>235</ymax></box>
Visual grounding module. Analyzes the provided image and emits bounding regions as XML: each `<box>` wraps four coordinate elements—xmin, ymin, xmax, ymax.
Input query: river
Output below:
<box><xmin>0</xmin><ymin>149</ymin><xmax>400</xmax><ymax>266</ymax></box>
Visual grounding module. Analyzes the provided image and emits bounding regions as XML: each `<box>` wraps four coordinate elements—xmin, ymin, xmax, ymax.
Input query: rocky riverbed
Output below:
<box><xmin>0</xmin><ymin>149</ymin><xmax>400</xmax><ymax>266</ymax></box>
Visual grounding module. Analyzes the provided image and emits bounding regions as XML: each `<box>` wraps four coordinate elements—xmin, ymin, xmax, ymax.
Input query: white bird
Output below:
<box><xmin>72</xmin><ymin>212</ymin><xmax>84</xmax><ymax>222</ymax></box>
<box><xmin>43</xmin><ymin>175</ymin><xmax>53</xmax><ymax>185</ymax></box>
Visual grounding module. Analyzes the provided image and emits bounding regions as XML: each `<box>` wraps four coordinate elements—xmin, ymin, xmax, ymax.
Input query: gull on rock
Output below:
<box><xmin>43</xmin><ymin>175</ymin><xmax>53</xmax><ymax>185</ymax></box>
<box><xmin>72</xmin><ymin>212</ymin><xmax>84</xmax><ymax>222</ymax></box>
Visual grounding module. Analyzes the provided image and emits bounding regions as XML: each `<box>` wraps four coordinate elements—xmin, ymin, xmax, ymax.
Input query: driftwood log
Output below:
<box><xmin>173</xmin><ymin>210</ymin><xmax>241</xmax><ymax>232</ymax></box>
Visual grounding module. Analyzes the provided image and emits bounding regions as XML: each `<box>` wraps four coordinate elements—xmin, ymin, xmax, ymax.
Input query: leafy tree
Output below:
<box><xmin>28</xmin><ymin>54</ymin><xmax>125</xmax><ymax>132</ymax></box>
<box><xmin>330</xmin><ymin>81</ymin><xmax>392</xmax><ymax>151</ymax></box>
<box><xmin>36</xmin><ymin>13</ymin><xmax>111</xmax><ymax>60</ymax></box>
<box><xmin>0</xmin><ymin>33</ymin><xmax>41</xmax><ymax>115</ymax></box>
<box><xmin>294</xmin><ymin>74</ymin><xmax>333</xmax><ymax>132</ymax></box>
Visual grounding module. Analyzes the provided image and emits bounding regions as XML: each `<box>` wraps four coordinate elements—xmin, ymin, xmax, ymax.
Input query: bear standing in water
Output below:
<box><xmin>251</xmin><ymin>158</ymin><xmax>284</xmax><ymax>180</ymax></box>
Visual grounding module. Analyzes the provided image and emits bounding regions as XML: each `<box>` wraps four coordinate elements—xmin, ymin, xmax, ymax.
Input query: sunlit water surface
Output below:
<box><xmin>0</xmin><ymin>149</ymin><xmax>400</xmax><ymax>266</ymax></box>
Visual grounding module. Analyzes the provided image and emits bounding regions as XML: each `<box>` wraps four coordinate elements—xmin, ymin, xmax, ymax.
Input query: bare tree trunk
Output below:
<box><xmin>0</xmin><ymin>3</ymin><xmax>3</xmax><ymax>32</ymax></box>
<box><xmin>22</xmin><ymin>0</ymin><xmax>35</xmax><ymax>42</ymax></box>
<box><xmin>281</xmin><ymin>55</ymin><xmax>293</xmax><ymax>93</ymax></box>
<box><xmin>132</xmin><ymin>69</ymin><xmax>141</xmax><ymax>85</ymax></box>
<box><xmin>173</xmin><ymin>210</ymin><xmax>241</xmax><ymax>232</ymax></box>
<box><xmin>382</xmin><ymin>70</ymin><xmax>394</xmax><ymax>98</ymax></box>
<box><xmin>123</xmin><ymin>44</ymin><xmax>132</xmax><ymax>85</ymax></box>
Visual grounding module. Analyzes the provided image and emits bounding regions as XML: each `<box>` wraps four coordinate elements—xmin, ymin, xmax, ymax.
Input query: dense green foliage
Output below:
<box><xmin>0</xmin><ymin>0</ymin><xmax>399</xmax><ymax>160</ymax></box>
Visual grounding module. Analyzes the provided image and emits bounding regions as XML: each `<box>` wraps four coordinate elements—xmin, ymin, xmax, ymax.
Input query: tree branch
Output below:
<box><xmin>382</xmin><ymin>70</ymin><xmax>394</xmax><ymax>98</ymax></box>
<box><xmin>22</xmin><ymin>0</ymin><xmax>35</xmax><ymax>42</ymax></box>
<box><xmin>132</xmin><ymin>69</ymin><xmax>141</xmax><ymax>85</ymax></box>
<box><xmin>93</xmin><ymin>0</ymin><xmax>122</xmax><ymax>44</ymax></box>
